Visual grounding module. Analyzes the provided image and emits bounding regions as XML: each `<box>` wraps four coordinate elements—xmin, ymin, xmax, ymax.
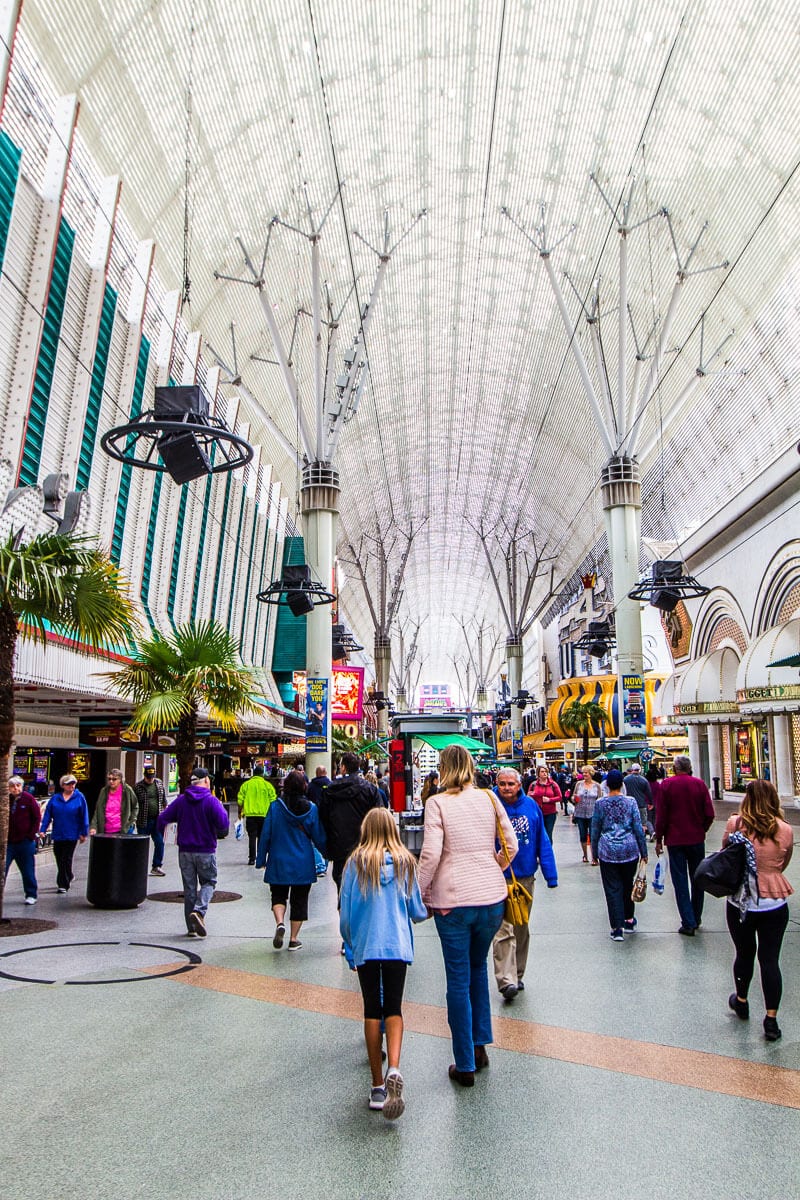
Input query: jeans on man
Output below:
<box><xmin>433</xmin><ymin>901</ymin><xmax>505</xmax><ymax>1073</ymax></box>
<box><xmin>245</xmin><ymin>815</ymin><xmax>265</xmax><ymax>865</ymax></box>
<box><xmin>5</xmin><ymin>839</ymin><xmax>38</xmax><ymax>899</ymax></box>
<box><xmin>598</xmin><ymin>858</ymin><xmax>637</xmax><ymax>929</ymax></box>
<box><xmin>178</xmin><ymin>851</ymin><xmax>218</xmax><ymax>930</ymax></box>
<box><xmin>141</xmin><ymin>817</ymin><xmax>164</xmax><ymax>870</ymax></box>
<box><xmin>667</xmin><ymin>843</ymin><xmax>706</xmax><ymax>930</ymax></box>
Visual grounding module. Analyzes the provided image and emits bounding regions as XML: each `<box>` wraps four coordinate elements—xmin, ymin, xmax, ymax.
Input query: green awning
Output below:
<box><xmin>766</xmin><ymin>653</ymin><xmax>800</xmax><ymax>668</ymax></box>
<box><xmin>414</xmin><ymin>733</ymin><xmax>492</xmax><ymax>756</ymax></box>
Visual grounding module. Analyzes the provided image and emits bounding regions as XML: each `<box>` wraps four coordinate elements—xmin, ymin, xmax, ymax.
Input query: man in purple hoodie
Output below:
<box><xmin>157</xmin><ymin>767</ymin><xmax>229</xmax><ymax>937</ymax></box>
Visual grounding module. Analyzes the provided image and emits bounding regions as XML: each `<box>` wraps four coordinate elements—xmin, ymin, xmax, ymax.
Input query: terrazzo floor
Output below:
<box><xmin>1</xmin><ymin>815</ymin><xmax>798</xmax><ymax>1200</ymax></box>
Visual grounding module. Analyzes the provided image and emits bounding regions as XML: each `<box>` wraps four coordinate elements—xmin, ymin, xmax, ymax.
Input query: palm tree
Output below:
<box><xmin>0</xmin><ymin>531</ymin><xmax>135</xmax><ymax>919</ymax></box>
<box><xmin>560</xmin><ymin>698</ymin><xmax>610</xmax><ymax>766</ymax></box>
<box><xmin>106</xmin><ymin>620</ymin><xmax>265</xmax><ymax>791</ymax></box>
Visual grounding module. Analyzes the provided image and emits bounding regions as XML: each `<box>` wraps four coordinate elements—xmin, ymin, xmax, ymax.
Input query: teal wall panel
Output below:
<box><xmin>271</xmin><ymin>536</ymin><xmax>307</xmax><ymax>674</ymax></box>
<box><xmin>110</xmin><ymin>335</ymin><xmax>151</xmax><ymax>564</ymax></box>
<box><xmin>19</xmin><ymin>218</ymin><xmax>76</xmax><ymax>486</ymax></box>
<box><xmin>76</xmin><ymin>283</ymin><xmax>118</xmax><ymax>490</ymax></box>
<box><xmin>0</xmin><ymin>131</ymin><xmax>22</xmax><ymax>268</ymax></box>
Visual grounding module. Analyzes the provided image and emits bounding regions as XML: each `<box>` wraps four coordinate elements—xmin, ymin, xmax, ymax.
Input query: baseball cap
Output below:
<box><xmin>630</xmin><ymin>763</ymin><xmax>641</xmax><ymax>772</ymax></box>
<box><xmin>143</xmin><ymin>766</ymin><xmax>155</xmax><ymax>775</ymax></box>
<box><xmin>190</xmin><ymin>767</ymin><xmax>210</xmax><ymax>781</ymax></box>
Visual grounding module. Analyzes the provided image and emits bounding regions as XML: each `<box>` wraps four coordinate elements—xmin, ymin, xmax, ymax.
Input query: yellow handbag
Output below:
<box><xmin>489</xmin><ymin>793</ymin><xmax>532</xmax><ymax>926</ymax></box>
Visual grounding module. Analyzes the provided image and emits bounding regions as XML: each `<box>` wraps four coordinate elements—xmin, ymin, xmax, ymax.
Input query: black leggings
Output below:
<box><xmin>726</xmin><ymin>902</ymin><xmax>789</xmax><ymax>1011</ymax></box>
<box><xmin>356</xmin><ymin>960</ymin><xmax>408</xmax><ymax>1020</ymax></box>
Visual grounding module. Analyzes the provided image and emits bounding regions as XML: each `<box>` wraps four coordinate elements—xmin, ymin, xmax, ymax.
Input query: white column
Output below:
<box><xmin>706</xmin><ymin>723</ymin><xmax>722</xmax><ymax>802</ymax></box>
<box><xmin>772</xmin><ymin>713</ymin><xmax>794</xmax><ymax>802</ymax></box>
<box><xmin>301</xmin><ymin>464</ymin><xmax>339</xmax><ymax>777</ymax></box>
<box><xmin>687</xmin><ymin>724</ymin><xmax>701</xmax><ymax>775</ymax></box>
<box><xmin>601</xmin><ymin>458</ymin><xmax>645</xmax><ymax>742</ymax></box>
<box><xmin>375</xmin><ymin>635</ymin><xmax>392</xmax><ymax>747</ymax></box>
<box><xmin>507</xmin><ymin>639</ymin><xmax>523</xmax><ymax>758</ymax></box>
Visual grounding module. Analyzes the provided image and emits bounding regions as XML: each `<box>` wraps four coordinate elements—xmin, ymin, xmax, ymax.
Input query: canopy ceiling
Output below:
<box><xmin>19</xmin><ymin>0</ymin><xmax>800</xmax><ymax>683</ymax></box>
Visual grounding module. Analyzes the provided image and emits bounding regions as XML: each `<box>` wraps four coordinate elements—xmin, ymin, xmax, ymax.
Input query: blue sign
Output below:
<box><xmin>305</xmin><ymin>677</ymin><xmax>329</xmax><ymax>753</ymax></box>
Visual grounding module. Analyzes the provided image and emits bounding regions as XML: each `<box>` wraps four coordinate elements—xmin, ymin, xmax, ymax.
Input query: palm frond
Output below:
<box><xmin>129</xmin><ymin>692</ymin><xmax>193</xmax><ymax>733</ymax></box>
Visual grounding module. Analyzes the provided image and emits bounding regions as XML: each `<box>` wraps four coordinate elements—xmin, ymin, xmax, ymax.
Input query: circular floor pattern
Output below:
<box><xmin>147</xmin><ymin>890</ymin><xmax>242</xmax><ymax>903</ymax></box>
<box><xmin>0</xmin><ymin>940</ymin><xmax>201</xmax><ymax>984</ymax></box>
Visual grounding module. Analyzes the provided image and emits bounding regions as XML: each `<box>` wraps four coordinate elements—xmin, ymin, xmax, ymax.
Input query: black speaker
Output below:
<box><xmin>650</xmin><ymin>560</ymin><xmax>683</xmax><ymax>612</ymax></box>
<box><xmin>282</xmin><ymin>564</ymin><xmax>312</xmax><ymax>587</ymax></box>
<box><xmin>650</xmin><ymin>587</ymin><xmax>681</xmax><ymax>613</ymax></box>
<box><xmin>287</xmin><ymin>590</ymin><xmax>314</xmax><ymax>617</ymax></box>
<box><xmin>157</xmin><ymin>432</ymin><xmax>213</xmax><ymax>484</ymax></box>
<box><xmin>154</xmin><ymin>385</ymin><xmax>209</xmax><ymax>419</ymax></box>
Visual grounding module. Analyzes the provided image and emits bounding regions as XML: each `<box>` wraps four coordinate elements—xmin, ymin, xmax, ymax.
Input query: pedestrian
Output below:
<box><xmin>572</xmin><ymin>765</ymin><xmax>601</xmax><ymax>863</ymax></box>
<box><xmin>723</xmin><ymin>779</ymin><xmax>793</xmax><ymax>1041</ymax></box>
<box><xmin>40</xmin><ymin>775</ymin><xmax>89</xmax><ymax>893</ymax></box>
<box><xmin>317</xmin><ymin>750</ymin><xmax>382</xmax><ymax>898</ymax></box>
<box><xmin>417</xmin><ymin>744</ymin><xmax>517</xmax><ymax>1087</ymax></box>
<box><xmin>590</xmin><ymin>768</ymin><xmax>648</xmax><ymax>941</ymax></box>
<box><xmin>655</xmin><ymin>755</ymin><xmax>715</xmax><ymax>936</ymax></box>
<box><xmin>237</xmin><ymin>765</ymin><xmax>277</xmax><ymax>865</ymax></box>
<box><xmin>5</xmin><ymin>775</ymin><xmax>41</xmax><ymax>904</ymax></box>
<box><xmin>255</xmin><ymin>769</ymin><xmax>327</xmax><ymax>951</ymax></box>
<box><xmin>307</xmin><ymin>764</ymin><xmax>332</xmax><ymax>807</ymax></box>
<box><xmin>624</xmin><ymin>763</ymin><xmax>654</xmax><ymax>837</ymax></box>
<box><xmin>134</xmin><ymin>764</ymin><xmax>167</xmax><ymax>876</ymax></box>
<box><xmin>420</xmin><ymin>771</ymin><xmax>440</xmax><ymax>805</ymax></box>
<box><xmin>528</xmin><ymin>764</ymin><xmax>562</xmax><ymax>843</ymax></box>
<box><xmin>340</xmin><ymin>807</ymin><xmax>428</xmax><ymax>1119</ymax></box>
<box><xmin>156</xmin><ymin>767</ymin><xmax>229</xmax><ymax>937</ymax></box>
<box><xmin>90</xmin><ymin>768</ymin><xmax>138</xmax><ymax>836</ymax></box>
<box><xmin>490</xmin><ymin>768</ymin><xmax>557</xmax><ymax>1001</ymax></box>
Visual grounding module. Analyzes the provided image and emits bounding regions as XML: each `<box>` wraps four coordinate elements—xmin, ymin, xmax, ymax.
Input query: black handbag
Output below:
<box><xmin>693</xmin><ymin>841</ymin><xmax>747</xmax><ymax>897</ymax></box>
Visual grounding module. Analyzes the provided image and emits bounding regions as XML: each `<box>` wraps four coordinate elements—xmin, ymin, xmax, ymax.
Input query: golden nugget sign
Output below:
<box><xmin>675</xmin><ymin>702</ymin><xmax>737</xmax><ymax>715</ymax></box>
<box><xmin>738</xmin><ymin>685</ymin><xmax>800</xmax><ymax>702</ymax></box>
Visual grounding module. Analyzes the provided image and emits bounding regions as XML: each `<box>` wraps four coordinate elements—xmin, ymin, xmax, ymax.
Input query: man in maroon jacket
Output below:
<box><xmin>655</xmin><ymin>755</ymin><xmax>715</xmax><ymax>936</ymax></box>
<box><xmin>6</xmin><ymin>776</ymin><xmax>41</xmax><ymax>904</ymax></box>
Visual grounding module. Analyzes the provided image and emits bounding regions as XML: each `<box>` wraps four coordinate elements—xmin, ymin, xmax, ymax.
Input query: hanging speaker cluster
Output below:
<box><xmin>100</xmin><ymin>385</ymin><xmax>253</xmax><ymax>485</ymax></box>
<box><xmin>574</xmin><ymin>619</ymin><xmax>616</xmax><ymax>658</ymax></box>
<box><xmin>332</xmin><ymin>623</ymin><xmax>364</xmax><ymax>660</ymax></box>
<box><xmin>627</xmin><ymin>560</ymin><xmax>709</xmax><ymax>613</ymax></box>
<box><xmin>256</xmin><ymin>563</ymin><xmax>336</xmax><ymax>613</ymax></box>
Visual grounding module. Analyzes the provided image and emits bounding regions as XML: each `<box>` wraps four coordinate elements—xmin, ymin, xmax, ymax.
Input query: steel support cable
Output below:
<box><xmin>454</xmin><ymin>0</ymin><xmax>507</xmax><ymax>491</ymax></box>
<box><xmin>304</xmin><ymin>0</ymin><xmax>394</xmax><ymax>524</ymax></box>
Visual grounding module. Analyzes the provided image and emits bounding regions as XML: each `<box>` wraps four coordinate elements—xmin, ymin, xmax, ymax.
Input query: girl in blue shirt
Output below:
<box><xmin>340</xmin><ymin>807</ymin><xmax>428</xmax><ymax>1120</ymax></box>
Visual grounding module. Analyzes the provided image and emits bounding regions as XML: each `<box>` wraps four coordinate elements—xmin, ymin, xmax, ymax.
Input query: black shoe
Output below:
<box><xmin>273</xmin><ymin>923</ymin><xmax>286</xmax><ymax>949</ymax></box>
<box><xmin>188</xmin><ymin>911</ymin><xmax>206</xmax><ymax>937</ymax></box>
<box><xmin>448</xmin><ymin>1065</ymin><xmax>475</xmax><ymax>1087</ymax></box>
<box><xmin>500</xmin><ymin>984</ymin><xmax>518</xmax><ymax>1002</ymax></box>
<box><xmin>678</xmin><ymin>925</ymin><xmax>695</xmax><ymax>937</ymax></box>
<box><xmin>516</xmin><ymin>980</ymin><xmax>525</xmax><ymax>991</ymax></box>
<box><xmin>474</xmin><ymin>1045</ymin><xmax>489</xmax><ymax>1071</ymax></box>
<box><xmin>728</xmin><ymin>993</ymin><xmax>750</xmax><ymax>1020</ymax></box>
<box><xmin>764</xmin><ymin>1016</ymin><xmax>782</xmax><ymax>1042</ymax></box>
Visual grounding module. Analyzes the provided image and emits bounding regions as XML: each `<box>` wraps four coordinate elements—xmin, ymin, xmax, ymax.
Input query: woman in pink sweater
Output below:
<box><xmin>723</xmin><ymin>779</ymin><xmax>793</xmax><ymax>1042</ymax></box>
<box><xmin>418</xmin><ymin>745</ymin><xmax>518</xmax><ymax>1086</ymax></box>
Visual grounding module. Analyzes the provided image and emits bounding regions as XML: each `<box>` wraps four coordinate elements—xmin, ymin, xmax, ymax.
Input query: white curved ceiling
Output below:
<box><xmin>19</xmin><ymin>0</ymin><xmax>800</xmax><ymax>682</ymax></box>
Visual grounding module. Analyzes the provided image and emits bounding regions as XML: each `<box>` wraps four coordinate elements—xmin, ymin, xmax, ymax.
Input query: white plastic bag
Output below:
<box><xmin>234</xmin><ymin>818</ymin><xmax>244</xmax><ymax>840</ymax></box>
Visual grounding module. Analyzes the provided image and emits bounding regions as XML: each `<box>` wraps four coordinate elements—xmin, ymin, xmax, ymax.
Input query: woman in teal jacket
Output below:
<box><xmin>255</xmin><ymin>772</ymin><xmax>326</xmax><ymax>951</ymax></box>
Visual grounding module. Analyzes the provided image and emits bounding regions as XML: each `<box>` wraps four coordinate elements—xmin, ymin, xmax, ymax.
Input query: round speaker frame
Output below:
<box><xmin>100</xmin><ymin>411</ymin><xmax>254</xmax><ymax>475</ymax></box>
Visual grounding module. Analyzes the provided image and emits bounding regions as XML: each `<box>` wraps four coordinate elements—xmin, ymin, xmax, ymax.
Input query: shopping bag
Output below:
<box><xmin>234</xmin><ymin>818</ymin><xmax>244</xmax><ymax>840</ymax></box>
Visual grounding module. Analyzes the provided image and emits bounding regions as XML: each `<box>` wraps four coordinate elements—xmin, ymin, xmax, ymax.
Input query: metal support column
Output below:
<box><xmin>600</xmin><ymin>456</ymin><xmax>645</xmax><ymax>745</ymax></box>
<box><xmin>301</xmin><ymin>461</ymin><xmax>340</xmax><ymax>777</ymax></box>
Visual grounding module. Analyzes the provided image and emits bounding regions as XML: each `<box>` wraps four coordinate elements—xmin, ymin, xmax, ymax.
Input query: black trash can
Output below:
<box><xmin>86</xmin><ymin>834</ymin><xmax>150</xmax><ymax>909</ymax></box>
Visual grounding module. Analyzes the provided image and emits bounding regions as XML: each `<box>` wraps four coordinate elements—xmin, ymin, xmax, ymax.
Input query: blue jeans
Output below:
<box><xmin>434</xmin><ymin>901</ymin><xmax>505</xmax><ymax>1072</ymax></box>
<box><xmin>5</xmin><ymin>839</ymin><xmax>37</xmax><ymax>899</ymax></box>
<box><xmin>667</xmin><ymin>843</ymin><xmax>706</xmax><ymax>929</ymax></box>
<box><xmin>178</xmin><ymin>851</ymin><xmax>217</xmax><ymax>929</ymax></box>
<box><xmin>543</xmin><ymin>812</ymin><xmax>557</xmax><ymax>842</ymax></box>
<box><xmin>140</xmin><ymin>817</ymin><xmax>164</xmax><ymax>869</ymax></box>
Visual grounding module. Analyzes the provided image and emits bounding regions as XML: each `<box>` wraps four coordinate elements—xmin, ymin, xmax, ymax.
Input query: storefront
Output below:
<box><xmin>674</xmin><ymin>646</ymin><xmax>740</xmax><ymax>793</ymax></box>
<box><xmin>735</xmin><ymin>616</ymin><xmax>800</xmax><ymax>803</ymax></box>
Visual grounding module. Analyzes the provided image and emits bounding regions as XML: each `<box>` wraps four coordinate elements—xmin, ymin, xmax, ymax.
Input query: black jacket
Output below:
<box><xmin>317</xmin><ymin>773</ymin><xmax>382</xmax><ymax>862</ymax></box>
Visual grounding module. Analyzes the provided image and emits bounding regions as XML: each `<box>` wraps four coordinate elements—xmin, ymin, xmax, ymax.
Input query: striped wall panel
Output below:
<box><xmin>77</xmin><ymin>282</ymin><xmax>117</xmax><ymax>489</ymax></box>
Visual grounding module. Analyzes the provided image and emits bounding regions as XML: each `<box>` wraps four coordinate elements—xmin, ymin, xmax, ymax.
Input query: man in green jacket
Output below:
<box><xmin>238</xmin><ymin>766</ymin><xmax>276</xmax><ymax>865</ymax></box>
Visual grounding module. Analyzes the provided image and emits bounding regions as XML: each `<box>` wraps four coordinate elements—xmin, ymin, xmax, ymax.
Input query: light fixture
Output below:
<box><xmin>100</xmin><ymin>385</ymin><xmax>253</xmax><ymax>485</ymax></box>
<box><xmin>574</xmin><ymin>619</ymin><xmax>617</xmax><ymax>658</ymax></box>
<box><xmin>512</xmin><ymin>689</ymin><xmax>531</xmax><ymax>710</ymax></box>
<box><xmin>628</xmin><ymin>560</ymin><xmax>709</xmax><ymax>613</ymax></box>
<box><xmin>256</xmin><ymin>563</ymin><xmax>336</xmax><ymax>613</ymax></box>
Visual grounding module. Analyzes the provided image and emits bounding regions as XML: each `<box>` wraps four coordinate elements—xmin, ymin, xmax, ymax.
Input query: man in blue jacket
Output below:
<box><xmin>157</xmin><ymin>768</ymin><xmax>229</xmax><ymax>937</ymax></box>
<box><xmin>492</xmin><ymin>768</ymin><xmax>558</xmax><ymax>1001</ymax></box>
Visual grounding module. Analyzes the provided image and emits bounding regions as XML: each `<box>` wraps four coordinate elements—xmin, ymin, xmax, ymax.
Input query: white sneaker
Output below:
<box><xmin>24</xmin><ymin>896</ymin><xmax>37</xmax><ymax>905</ymax></box>
<box><xmin>383</xmin><ymin>1069</ymin><xmax>405</xmax><ymax>1120</ymax></box>
<box><xmin>369</xmin><ymin>1086</ymin><xmax>386</xmax><ymax>1111</ymax></box>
